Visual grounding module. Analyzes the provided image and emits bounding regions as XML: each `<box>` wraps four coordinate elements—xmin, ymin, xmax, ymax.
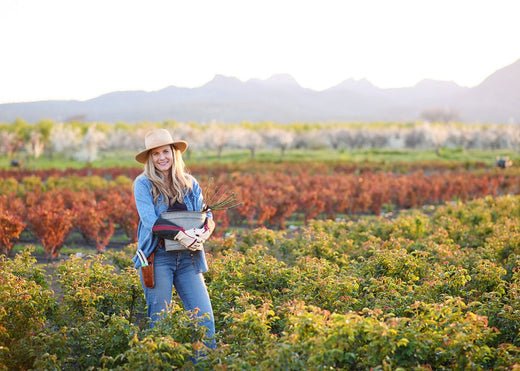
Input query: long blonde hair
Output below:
<box><xmin>143</xmin><ymin>145</ymin><xmax>193</xmax><ymax>205</ymax></box>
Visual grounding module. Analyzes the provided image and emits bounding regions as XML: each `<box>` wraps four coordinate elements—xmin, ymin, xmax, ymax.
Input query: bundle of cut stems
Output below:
<box><xmin>202</xmin><ymin>177</ymin><xmax>242</xmax><ymax>212</ymax></box>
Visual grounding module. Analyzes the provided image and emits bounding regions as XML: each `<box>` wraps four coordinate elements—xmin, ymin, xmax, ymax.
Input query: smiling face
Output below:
<box><xmin>150</xmin><ymin>145</ymin><xmax>174</xmax><ymax>175</ymax></box>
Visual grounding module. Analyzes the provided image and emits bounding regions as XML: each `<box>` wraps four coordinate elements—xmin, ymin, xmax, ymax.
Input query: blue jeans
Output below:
<box><xmin>139</xmin><ymin>246</ymin><xmax>216</xmax><ymax>348</ymax></box>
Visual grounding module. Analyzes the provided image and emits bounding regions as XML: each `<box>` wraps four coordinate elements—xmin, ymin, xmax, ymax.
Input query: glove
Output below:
<box><xmin>193</xmin><ymin>217</ymin><xmax>214</xmax><ymax>242</ymax></box>
<box><xmin>193</xmin><ymin>225</ymin><xmax>212</xmax><ymax>242</ymax></box>
<box><xmin>175</xmin><ymin>228</ymin><xmax>204</xmax><ymax>251</ymax></box>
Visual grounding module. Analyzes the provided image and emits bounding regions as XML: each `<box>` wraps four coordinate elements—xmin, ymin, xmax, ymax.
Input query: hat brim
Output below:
<box><xmin>135</xmin><ymin>141</ymin><xmax>188</xmax><ymax>164</ymax></box>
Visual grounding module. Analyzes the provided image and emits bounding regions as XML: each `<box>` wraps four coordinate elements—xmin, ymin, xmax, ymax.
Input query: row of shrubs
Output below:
<box><xmin>1</xmin><ymin>167</ymin><xmax>519</xmax><ymax>257</ymax></box>
<box><xmin>1</xmin><ymin>194</ymin><xmax>519</xmax><ymax>369</ymax></box>
<box><xmin>0</xmin><ymin>158</ymin><xmax>495</xmax><ymax>182</ymax></box>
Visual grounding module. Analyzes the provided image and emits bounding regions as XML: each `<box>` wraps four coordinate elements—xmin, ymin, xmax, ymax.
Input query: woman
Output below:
<box><xmin>132</xmin><ymin>128</ymin><xmax>216</xmax><ymax>347</ymax></box>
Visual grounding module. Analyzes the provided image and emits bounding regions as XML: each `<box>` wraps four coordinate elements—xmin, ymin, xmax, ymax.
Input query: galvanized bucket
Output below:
<box><xmin>160</xmin><ymin>211</ymin><xmax>207</xmax><ymax>251</ymax></box>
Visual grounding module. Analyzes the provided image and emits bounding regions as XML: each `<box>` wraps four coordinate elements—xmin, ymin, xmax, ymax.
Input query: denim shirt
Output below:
<box><xmin>132</xmin><ymin>173</ymin><xmax>211</xmax><ymax>271</ymax></box>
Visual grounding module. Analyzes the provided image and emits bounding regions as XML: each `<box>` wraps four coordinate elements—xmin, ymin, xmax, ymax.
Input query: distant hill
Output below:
<box><xmin>0</xmin><ymin>59</ymin><xmax>519</xmax><ymax>123</ymax></box>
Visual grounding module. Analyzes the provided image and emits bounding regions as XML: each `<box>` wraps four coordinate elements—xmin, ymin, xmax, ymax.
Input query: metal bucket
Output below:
<box><xmin>160</xmin><ymin>211</ymin><xmax>207</xmax><ymax>250</ymax></box>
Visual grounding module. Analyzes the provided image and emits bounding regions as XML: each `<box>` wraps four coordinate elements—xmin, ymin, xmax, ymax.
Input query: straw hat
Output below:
<box><xmin>135</xmin><ymin>128</ymin><xmax>188</xmax><ymax>163</ymax></box>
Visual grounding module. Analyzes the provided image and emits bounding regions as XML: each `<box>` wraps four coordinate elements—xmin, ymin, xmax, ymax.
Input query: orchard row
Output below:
<box><xmin>2</xmin><ymin>120</ymin><xmax>519</xmax><ymax>163</ymax></box>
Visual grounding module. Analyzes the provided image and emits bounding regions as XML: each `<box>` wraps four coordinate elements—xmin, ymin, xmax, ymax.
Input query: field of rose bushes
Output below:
<box><xmin>1</xmin><ymin>157</ymin><xmax>520</xmax><ymax>369</ymax></box>
<box><xmin>2</xmin><ymin>117</ymin><xmax>520</xmax><ymax>369</ymax></box>
<box><xmin>1</xmin><ymin>193</ymin><xmax>519</xmax><ymax>369</ymax></box>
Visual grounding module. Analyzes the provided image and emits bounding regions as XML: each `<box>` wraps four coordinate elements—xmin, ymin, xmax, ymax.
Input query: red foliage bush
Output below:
<box><xmin>26</xmin><ymin>191</ymin><xmax>74</xmax><ymax>259</ymax></box>
<box><xmin>74</xmin><ymin>198</ymin><xmax>115</xmax><ymax>253</ymax></box>
<box><xmin>0</xmin><ymin>211</ymin><xmax>25</xmax><ymax>256</ymax></box>
<box><xmin>102</xmin><ymin>188</ymin><xmax>138</xmax><ymax>242</ymax></box>
<box><xmin>0</xmin><ymin>195</ymin><xmax>27</xmax><ymax>256</ymax></box>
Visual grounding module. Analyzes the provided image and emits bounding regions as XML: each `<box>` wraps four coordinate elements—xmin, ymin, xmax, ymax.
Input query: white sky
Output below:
<box><xmin>0</xmin><ymin>0</ymin><xmax>518</xmax><ymax>103</ymax></box>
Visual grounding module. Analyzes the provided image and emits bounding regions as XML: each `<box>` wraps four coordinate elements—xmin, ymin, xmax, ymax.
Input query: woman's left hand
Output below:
<box><xmin>195</xmin><ymin>218</ymin><xmax>215</xmax><ymax>242</ymax></box>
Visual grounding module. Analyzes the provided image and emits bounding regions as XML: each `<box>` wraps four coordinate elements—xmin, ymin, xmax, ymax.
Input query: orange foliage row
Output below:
<box><xmin>1</xmin><ymin>188</ymin><xmax>138</xmax><ymax>258</ymax></box>
<box><xmin>206</xmin><ymin>170</ymin><xmax>518</xmax><ymax>228</ymax></box>
<box><xmin>1</xmin><ymin>170</ymin><xmax>518</xmax><ymax>255</ymax></box>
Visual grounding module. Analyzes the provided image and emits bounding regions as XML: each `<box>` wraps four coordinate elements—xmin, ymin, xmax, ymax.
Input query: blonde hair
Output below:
<box><xmin>143</xmin><ymin>145</ymin><xmax>193</xmax><ymax>205</ymax></box>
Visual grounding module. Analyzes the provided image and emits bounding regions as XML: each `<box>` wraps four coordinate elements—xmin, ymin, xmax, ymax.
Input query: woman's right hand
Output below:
<box><xmin>175</xmin><ymin>228</ymin><xmax>203</xmax><ymax>250</ymax></box>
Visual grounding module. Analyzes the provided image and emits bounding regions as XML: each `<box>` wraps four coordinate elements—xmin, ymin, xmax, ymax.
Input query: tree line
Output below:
<box><xmin>1</xmin><ymin>119</ymin><xmax>519</xmax><ymax>162</ymax></box>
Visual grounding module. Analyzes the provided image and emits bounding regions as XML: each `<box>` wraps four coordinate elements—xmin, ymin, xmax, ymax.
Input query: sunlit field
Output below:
<box><xmin>1</xmin><ymin>121</ymin><xmax>519</xmax><ymax>369</ymax></box>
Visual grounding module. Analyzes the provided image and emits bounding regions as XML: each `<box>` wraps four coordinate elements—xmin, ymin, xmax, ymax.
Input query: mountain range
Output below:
<box><xmin>1</xmin><ymin>59</ymin><xmax>519</xmax><ymax>123</ymax></box>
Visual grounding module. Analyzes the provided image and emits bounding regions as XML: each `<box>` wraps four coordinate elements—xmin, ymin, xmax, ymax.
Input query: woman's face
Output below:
<box><xmin>150</xmin><ymin>145</ymin><xmax>174</xmax><ymax>175</ymax></box>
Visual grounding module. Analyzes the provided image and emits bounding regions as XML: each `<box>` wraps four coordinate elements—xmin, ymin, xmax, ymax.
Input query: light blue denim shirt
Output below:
<box><xmin>132</xmin><ymin>173</ymin><xmax>211</xmax><ymax>271</ymax></box>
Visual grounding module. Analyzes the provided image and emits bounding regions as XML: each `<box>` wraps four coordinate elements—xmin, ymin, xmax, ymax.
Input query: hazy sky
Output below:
<box><xmin>0</xmin><ymin>0</ymin><xmax>518</xmax><ymax>103</ymax></box>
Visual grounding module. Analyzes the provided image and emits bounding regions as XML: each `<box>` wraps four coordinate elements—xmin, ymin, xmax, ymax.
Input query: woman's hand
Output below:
<box><xmin>195</xmin><ymin>218</ymin><xmax>215</xmax><ymax>242</ymax></box>
<box><xmin>175</xmin><ymin>229</ymin><xmax>203</xmax><ymax>250</ymax></box>
<box><xmin>174</xmin><ymin>218</ymin><xmax>215</xmax><ymax>251</ymax></box>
